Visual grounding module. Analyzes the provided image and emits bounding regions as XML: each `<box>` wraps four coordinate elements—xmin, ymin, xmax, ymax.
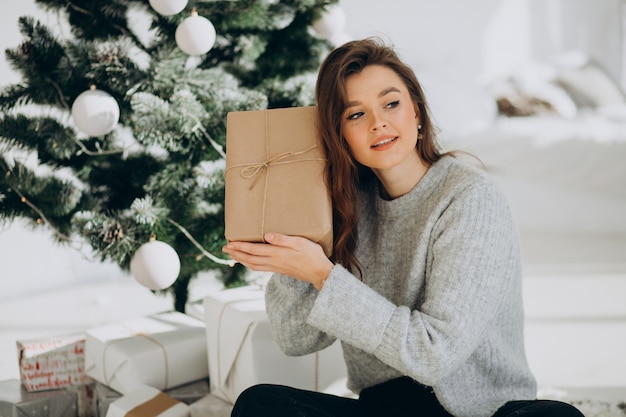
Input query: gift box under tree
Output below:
<box><xmin>17</xmin><ymin>333</ymin><xmax>91</xmax><ymax>392</ymax></box>
<box><xmin>0</xmin><ymin>379</ymin><xmax>78</xmax><ymax>417</ymax></box>
<box><xmin>105</xmin><ymin>385</ymin><xmax>188</xmax><ymax>417</ymax></box>
<box><xmin>94</xmin><ymin>378</ymin><xmax>209</xmax><ymax>417</ymax></box>
<box><xmin>203</xmin><ymin>285</ymin><xmax>347</xmax><ymax>404</ymax></box>
<box><xmin>84</xmin><ymin>311</ymin><xmax>208</xmax><ymax>395</ymax></box>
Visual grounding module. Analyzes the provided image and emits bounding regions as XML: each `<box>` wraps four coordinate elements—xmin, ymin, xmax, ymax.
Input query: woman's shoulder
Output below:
<box><xmin>433</xmin><ymin>154</ymin><xmax>506</xmax><ymax>201</ymax></box>
<box><xmin>437</xmin><ymin>153</ymin><xmax>494</xmax><ymax>185</ymax></box>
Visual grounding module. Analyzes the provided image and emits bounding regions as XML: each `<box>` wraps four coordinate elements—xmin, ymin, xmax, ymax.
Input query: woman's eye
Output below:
<box><xmin>386</xmin><ymin>100</ymin><xmax>400</xmax><ymax>108</ymax></box>
<box><xmin>346</xmin><ymin>111</ymin><xmax>364</xmax><ymax>120</ymax></box>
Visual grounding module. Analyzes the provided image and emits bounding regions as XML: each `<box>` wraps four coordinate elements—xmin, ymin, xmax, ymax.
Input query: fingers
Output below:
<box><xmin>222</xmin><ymin>234</ymin><xmax>329</xmax><ymax>282</ymax></box>
<box><xmin>223</xmin><ymin>240</ymin><xmax>271</xmax><ymax>256</ymax></box>
<box><xmin>222</xmin><ymin>241</ymin><xmax>275</xmax><ymax>271</ymax></box>
<box><xmin>263</xmin><ymin>232</ymin><xmax>296</xmax><ymax>249</ymax></box>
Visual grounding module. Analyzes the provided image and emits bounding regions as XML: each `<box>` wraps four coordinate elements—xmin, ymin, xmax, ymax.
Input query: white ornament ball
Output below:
<box><xmin>130</xmin><ymin>240</ymin><xmax>181</xmax><ymax>290</ymax></box>
<box><xmin>312</xmin><ymin>5</ymin><xmax>346</xmax><ymax>39</ymax></box>
<box><xmin>175</xmin><ymin>14</ymin><xmax>216</xmax><ymax>56</ymax></box>
<box><xmin>149</xmin><ymin>0</ymin><xmax>188</xmax><ymax>16</ymax></box>
<box><xmin>71</xmin><ymin>88</ymin><xmax>120</xmax><ymax>137</ymax></box>
<box><xmin>328</xmin><ymin>31</ymin><xmax>352</xmax><ymax>47</ymax></box>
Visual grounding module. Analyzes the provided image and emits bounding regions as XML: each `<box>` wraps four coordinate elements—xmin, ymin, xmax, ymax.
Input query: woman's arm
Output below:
<box><xmin>264</xmin><ymin>272</ymin><xmax>337</xmax><ymax>355</ymax></box>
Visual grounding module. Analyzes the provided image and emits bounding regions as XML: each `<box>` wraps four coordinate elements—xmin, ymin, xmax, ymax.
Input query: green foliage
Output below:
<box><xmin>0</xmin><ymin>0</ymin><xmax>338</xmax><ymax>311</ymax></box>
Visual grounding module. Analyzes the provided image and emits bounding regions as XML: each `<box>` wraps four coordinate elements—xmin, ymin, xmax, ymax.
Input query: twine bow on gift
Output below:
<box><xmin>225</xmin><ymin>143</ymin><xmax>326</xmax><ymax>241</ymax></box>
<box><xmin>230</xmin><ymin>144</ymin><xmax>323</xmax><ymax>189</ymax></box>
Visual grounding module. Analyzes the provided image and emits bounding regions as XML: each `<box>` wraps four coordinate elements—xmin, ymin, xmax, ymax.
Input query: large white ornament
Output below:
<box><xmin>312</xmin><ymin>5</ymin><xmax>346</xmax><ymax>39</ymax></box>
<box><xmin>130</xmin><ymin>240</ymin><xmax>181</xmax><ymax>290</ymax></box>
<box><xmin>149</xmin><ymin>0</ymin><xmax>188</xmax><ymax>16</ymax></box>
<box><xmin>71</xmin><ymin>88</ymin><xmax>120</xmax><ymax>137</ymax></box>
<box><xmin>175</xmin><ymin>12</ymin><xmax>216</xmax><ymax>56</ymax></box>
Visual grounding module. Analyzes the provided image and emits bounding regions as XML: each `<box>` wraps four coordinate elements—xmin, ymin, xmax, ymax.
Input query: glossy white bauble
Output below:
<box><xmin>175</xmin><ymin>14</ymin><xmax>216</xmax><ymax>56</ymax></box>
<box><xmin>149</xmin><ymin>0</ymin><xmax>188</xmax><ymax>16</ymax></box>
<box><xmin>312</xmin><ymin>5</ymin><xmax>346</xmax><ymax>39</ymax></box>
<box><xmin>130</xmin><ymin>240</ymin><xmax>181</xmax><ymax>290</ymax></box>
<box><xmin>71</xmin><ymin>88</ymin><xmax>120</xmax><ymax>137</ymax></box>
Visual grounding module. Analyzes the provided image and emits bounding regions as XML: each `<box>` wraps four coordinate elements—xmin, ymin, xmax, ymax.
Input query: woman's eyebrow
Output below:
<box><xmin>379</xmin><ymin>86</ymin><xmax>401</xmax><ymax>97</ymax></box>
<box><xmin>345</xmin><ymin>86</ymin><xmax>402</xmax><ymax>108</ymax></box>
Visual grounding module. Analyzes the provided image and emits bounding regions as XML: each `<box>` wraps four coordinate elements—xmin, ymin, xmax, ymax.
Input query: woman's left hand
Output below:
<box><xmin>222</xmin><ymin>233</ymin><xmax>334</xmax><ymax>290</ymax></box>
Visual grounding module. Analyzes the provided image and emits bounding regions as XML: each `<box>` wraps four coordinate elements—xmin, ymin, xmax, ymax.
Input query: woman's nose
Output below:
<box><xmin>370</xmin><ymin>111</ymin><xmax>387</xmax><ymax>130</ymax></box>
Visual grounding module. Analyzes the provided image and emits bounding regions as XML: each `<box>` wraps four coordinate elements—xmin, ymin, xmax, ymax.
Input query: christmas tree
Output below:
<box><xmin>0</xmin><ymin>0</ymin><xmax>345</xmax><ymax>312</ymax></box>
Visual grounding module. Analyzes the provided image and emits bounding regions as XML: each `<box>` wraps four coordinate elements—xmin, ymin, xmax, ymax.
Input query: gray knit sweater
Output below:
<box><xmin>265</xmin><ymin>155</ymin><xmax>537</xmax><ymax>417</ymax></box>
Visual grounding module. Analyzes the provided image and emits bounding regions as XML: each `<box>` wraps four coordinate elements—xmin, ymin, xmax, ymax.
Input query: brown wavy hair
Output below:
<box><xmin>315</xmin><ymin>37</ymin><xmax>446</xmax><ymax>275</ymax></box>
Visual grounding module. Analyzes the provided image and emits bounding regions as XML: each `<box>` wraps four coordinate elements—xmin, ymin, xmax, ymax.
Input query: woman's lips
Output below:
<box><xmin>371</xmin><ymin>136</ymin><xmax>397</xmax><ymax>149</ymax></box>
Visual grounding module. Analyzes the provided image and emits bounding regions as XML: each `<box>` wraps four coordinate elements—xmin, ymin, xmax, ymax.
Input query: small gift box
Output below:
<box><xmin>94</xmin><ymin>379</ymin><xmax>209</xmax><ymax>417</ymax></box>
<box><xmin>105</xmin><ymin>385</ymin><xmax>188</xmax><ymax>417</ymax></box>
<box><xmin>0</xmin><ymin>379</ymin><xmax>78</xmax><ymax>417</ymax></box>
<box><xmin>17</xmin><ymin>333</ymin><xmax>91</xmax><ymax>392</ymax></box>
<box><xmin>203</xmin><ymin>286</ymin><xmax>347</xmax><ymax>404</ymax></box>
<box><xmin>224</xmin><ymin>106</ymin><xmax>333</xmax><ymax>256</ymax></box>
<box><xmin>84</xmin><ymin>311</ymin><xmax>208</xmax><ymax>395</ymax></box>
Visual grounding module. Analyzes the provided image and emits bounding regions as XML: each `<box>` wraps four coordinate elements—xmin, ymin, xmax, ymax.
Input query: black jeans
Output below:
<box><xmin>230</xmin><ymin>377</ymin><xmax>586</xmax><ymax>417</ymax></box>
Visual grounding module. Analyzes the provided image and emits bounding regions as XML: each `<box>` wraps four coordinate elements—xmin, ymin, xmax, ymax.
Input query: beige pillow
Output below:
<box><xmin>557</xmin><ymin>62</ymin><xmax>626</xmax><ymax>108</ymax></box>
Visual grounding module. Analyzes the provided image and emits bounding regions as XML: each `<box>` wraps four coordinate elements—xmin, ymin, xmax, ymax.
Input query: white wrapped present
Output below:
<box><xmin>85</xmin><ymin>311</ymin><xmax>208</xmax><ymax>394</ymax></box>
<box><xmin>106</xmin><ymin>385</ymin><xmax>188</xmax><ymax>417</ymax></box>
<box><xmin>203</xmin><ymin>286</ymin><xmax>347</xmax><ymax>404</ymax></box>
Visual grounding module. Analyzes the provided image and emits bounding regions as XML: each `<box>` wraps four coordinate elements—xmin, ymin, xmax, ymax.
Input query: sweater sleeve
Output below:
<box><xmin>307</xmin><ymin>181</ymin><xmax>520</xmax><ymax>386</ymax></box>
<box><xmin>264</xmin><ymin>271</ymin><xmax>337</xmax><ymax>356</ymax></box>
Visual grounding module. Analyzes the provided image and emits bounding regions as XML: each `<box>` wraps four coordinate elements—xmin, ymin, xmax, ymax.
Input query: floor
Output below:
<box><xmin>1</xmin><ymin>221</ymin><xmax>626</xmax><ymax>405</ymax></box>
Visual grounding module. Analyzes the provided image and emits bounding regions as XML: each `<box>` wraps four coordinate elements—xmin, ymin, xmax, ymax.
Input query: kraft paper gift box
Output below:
<box><xmin>17</xmin><ymin>333</ymin><xmax>91</xmax><ymax>392</ymax></box>
<box><xmin>105</xmin><ymin>385</ymin><xmax>188</xmax><ymax>417</ymax></box>
<box><xmin>203</xmin><ymin>285</ymin><xmax>347</xmax><ymax>404</ymax></box>
<box><xmin>84</xmin><ymin>311</ymin><xmax>208</xmax><ymax>395</ymax></box>
<box><xmin>0</xmin><ymin>379</ymin><xmax>78</xmax><ymax>417</ymax></box>
<box><xmin>224</xmin><ymin>106</ymin><xmax>333</xmax><ymax>256</ymax></box>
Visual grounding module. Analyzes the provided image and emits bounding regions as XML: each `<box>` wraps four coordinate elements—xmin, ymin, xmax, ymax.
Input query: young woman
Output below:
<box><xmin>222</xmin><ymin>38</ymin><xmax>584</xmax><ymax>417</ymax></box>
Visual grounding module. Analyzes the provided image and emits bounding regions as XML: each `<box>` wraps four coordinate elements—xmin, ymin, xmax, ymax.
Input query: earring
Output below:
<box><xmin>417</xmin><ymin>124</ymin><xmax>423</xmax><ymax>140</ymax></box>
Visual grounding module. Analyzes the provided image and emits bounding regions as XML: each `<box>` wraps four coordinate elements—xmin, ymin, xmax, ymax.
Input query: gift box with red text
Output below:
<box><xmin>17</xmin><ymin>333</ymin><xmax>91</xmax><ymax>392</ymax></box>
<box><xmin>84</xmin><ymin>311</ymin><xmax>208</xmax><ymax>395</ymax></box>
<box><xmin>224</xmin><ymin>106</ymin><xmax>333</xmax><ymax>256</ymax></box>
<box><xmin>203</xmin><ymin>286</ymin><xmax>346</xmax><ymax>404</ymax></box>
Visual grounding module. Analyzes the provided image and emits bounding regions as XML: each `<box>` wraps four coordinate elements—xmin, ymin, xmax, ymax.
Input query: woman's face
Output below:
<box><xmin>340</xmin><ymin>65</ymin><xmax>421</xmax><ymax>175</ymax></box>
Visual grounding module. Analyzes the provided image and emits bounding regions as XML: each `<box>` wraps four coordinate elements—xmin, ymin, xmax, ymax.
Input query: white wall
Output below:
<box><xmin>339</xmin><ymin>0</ymin><xmax>625</xmax><ymax>138</ymax></box>
<box><xmin>340</xmin><ymin>0</ymin><xmax>624</xmax><ymax>85</ymax></box>
<box><xmin>0</xmin><ymin>0</ymin><xmax>47</xmax><ymax>85</ymax></box>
